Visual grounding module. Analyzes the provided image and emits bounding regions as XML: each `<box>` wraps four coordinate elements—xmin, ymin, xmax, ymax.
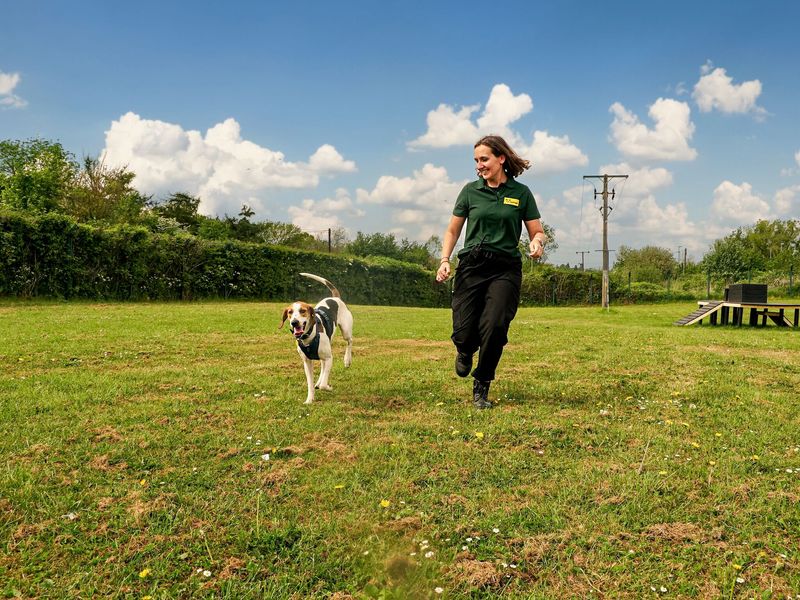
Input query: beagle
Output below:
<box><xmin>280</xmin><ymin>273</ymin><xmax>353</xmax><ymax>404</ymax></box>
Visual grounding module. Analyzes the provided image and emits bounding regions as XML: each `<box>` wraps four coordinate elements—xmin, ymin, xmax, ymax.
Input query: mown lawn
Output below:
<box><xmin>1</xmin><ymin>300</ymin><xmax>798</xmax><ymax>599</ymax></box>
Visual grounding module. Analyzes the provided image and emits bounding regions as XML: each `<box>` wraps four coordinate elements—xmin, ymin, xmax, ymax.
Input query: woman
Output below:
<box><xmin>436</xmin><ymin>135</ymin><xmax>546</xmax><ymax>409</ymax></box>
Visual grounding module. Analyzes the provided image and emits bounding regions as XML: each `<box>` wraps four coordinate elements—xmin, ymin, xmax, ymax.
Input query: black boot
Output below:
<box><xmin>473</xmin><ymin>379</ymin><xmax>491</xmax><ymax>409</ymax></box>
<box><xmin>455</xmin><ymin>352</ymin><xmax>473</xmax><ymax>377</ymax></box>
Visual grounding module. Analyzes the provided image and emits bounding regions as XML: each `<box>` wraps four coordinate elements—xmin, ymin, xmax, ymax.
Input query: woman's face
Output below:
<box><xmin>474</xmin><ymin>144</ymin><xmax>505</xmax><ymax>182</ymax></box>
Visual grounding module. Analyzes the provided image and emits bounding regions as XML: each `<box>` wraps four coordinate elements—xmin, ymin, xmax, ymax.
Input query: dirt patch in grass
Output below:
<box><xmin>644</xmin><ymin>522</ymin><xmax>705</xmax><ymax>543</ymax></box>
<box><xmin>219</xmin><ymin>556</ymin><xmax>246</xmax><ymax>580</ymax></box>
<box><xmin>303</xmin><ymin>433</ymin><xmax>356</xmax><ymax>462</ymax></box>
<box><xmin>260</xmin><ymin>458</ymin><xmax>306</xmax><ymax>494</ymax></box>
<box><xmin>93</xmin><ymin>426</ymin><xmax>123</xmax><ymax>443</ymax></box>
<box><xmin>89</xmin><ymin>454</ymin><xmax>128</xmax><ymax>472</ymax></box>
<box><xmin>447</xmin><ymin>553</ymin><xmax>501</xmax><ymax>589</ymax></box>
<box><xmin>216</xmin><ymin>447</ymin><xmax>242</xmax><ymax>459</ymax></box>
<box><xmin>379</xmin><ymin>516</ymin><xmax>423</xmax><ymax>535</ymax></box>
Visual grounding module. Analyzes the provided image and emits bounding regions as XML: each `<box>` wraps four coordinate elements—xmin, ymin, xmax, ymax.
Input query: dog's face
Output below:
<box><xmin>280</xmin><ymin>302</ymin><xmax>315</xmax><ymax>339</ymax></box>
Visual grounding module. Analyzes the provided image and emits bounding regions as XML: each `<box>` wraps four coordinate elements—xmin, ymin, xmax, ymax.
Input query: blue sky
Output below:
<box><xmin>3</xmin><ymin>0</ymin><xmax>799</xmax><ymax>266</ymax></box>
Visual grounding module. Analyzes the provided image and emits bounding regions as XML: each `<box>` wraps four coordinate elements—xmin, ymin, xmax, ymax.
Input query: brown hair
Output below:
<box><xmin>474</xmin><ymin>135</ymin><xmax>531</xmax><ymax>178</ymax></box>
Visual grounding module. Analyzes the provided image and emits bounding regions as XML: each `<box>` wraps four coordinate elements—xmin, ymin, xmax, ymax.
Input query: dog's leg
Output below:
<box><xmin>302</xmin><ymin>356</ymin><xmax>315</xmax><ymax>404</ymax></box>
<box><xmin>338</xmin><ymin>304</ymin><xmax>354</xmax><ymax>368</ymax></box>
<box><xmin>316</xmin><ymin>357</ymin><xmax>333</xmax><ymax>390</ymax></box>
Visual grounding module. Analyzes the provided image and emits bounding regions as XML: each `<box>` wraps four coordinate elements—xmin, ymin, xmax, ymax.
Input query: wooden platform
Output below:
<box><xmin>675</xmin><ymin>301</ymin><xmax>800</xmax><ymax>327</ymax></box>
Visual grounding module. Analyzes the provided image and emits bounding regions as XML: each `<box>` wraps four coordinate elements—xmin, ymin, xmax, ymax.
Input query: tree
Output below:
<box><xmin>152</xmin><ymin>192</ymin><xmax>202</xmax><ymax>233</ymax></box>
<box><xmin>613</xmin><ymin>245</ymin><xmax>677</xmax><ymax>283</ymax></box>
<box><xmin>64</xmin><ymin>156</ymin><xmax>149</xmax><ymax>224</ymax></box>
<box><xmin>701</xmin><ymin>233</ymin><xmax>752</xmax><ymax>283</ymax></box>
<box><xmin>348</xmin><ymin>232</ymin><xmax>402</xmax><ymax>260</ymax></box>
<box><xmin>0</xmin><ymin>138</ymin><xmax>77</xmax><ymax>213</ymax></box>
<box><xmin>256</xmin><ymin>221</ymin><xmax>318</xmax><ymax>248</ymax></box>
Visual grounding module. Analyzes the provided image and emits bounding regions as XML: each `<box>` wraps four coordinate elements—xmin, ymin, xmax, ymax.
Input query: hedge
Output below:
<box><xmin>0</xmin><ymin>211</ymin><xmax>449</xmax><ymax>307</ymax></box>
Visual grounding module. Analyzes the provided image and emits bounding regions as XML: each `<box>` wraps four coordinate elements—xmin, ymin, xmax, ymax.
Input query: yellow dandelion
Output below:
<box><xmin>334</xmin><ymin>484</ymin><xmax>344</xmax><ymax>489</ymax></box>
<box><xmin>475</xmin><ymin>432</ymin><xmax>484</xmax><ymax>440</ymax></box>
<box><xmin>659</xmin><ymin>470</ymin><xmax>668</xmax><ymax>475</ymax></box>
<box><xmin>436</xmin><ymin>402</ymin><xmax>444</xmax><ymax>406</ymax></box>
<box><xmin>380</xmin><ymin>499</ymin><xmax>390</xmax><ymax>508</ymax></box>
<box><xmin>709</xmin><ymin>460</ymin><xmax>716</xmax><ymax>466</ymax></box>
<box><xmin>751</xmin><ymin>455</ymin><xmax>760</xmax><ymax>461</ymax></box>
<box><xmin>451</xmin><ymin>430</ymin><xmax>460</xmax><ymax>435</ymax></box>
<box><xmin>139</xmin><ymin>479</ymin><xmax>146</xmax><ymax>486</ymax></box>
<box><xmin>715</xmin><ymin>433</ymin><xmax>722</xmax><ymax>438</ymax></box>
<box><xmin>690</xmin><ymin>442</ymin><xmax>701</xmax><ymax>448</ymax></box>
<box><xmin>733</xmin><ymin>563</ymin><xmax>743</xmax><ymax>570</ymax></box>
<box><xmin>139</xmin><ymin>568</ymin><xmax>150</xmax><ymax>578</ymax></box>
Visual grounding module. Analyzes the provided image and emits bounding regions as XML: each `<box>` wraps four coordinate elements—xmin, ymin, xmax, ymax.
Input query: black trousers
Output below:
<box><xmin>451</xmin><ymin>251</ymin><xmax>522</xmax><ymax>382</ymax></box>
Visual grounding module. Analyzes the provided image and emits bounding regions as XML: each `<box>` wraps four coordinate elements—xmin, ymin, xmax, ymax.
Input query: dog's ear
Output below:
<box><xmin>280</xmin><ymin>306</ymin><xmax>291</xmax><ymax>329</ymax></box>
<box><xmin>307</xmin><ymin>306</ymin><xmax>315</xmax><ymax>322</ymax></box>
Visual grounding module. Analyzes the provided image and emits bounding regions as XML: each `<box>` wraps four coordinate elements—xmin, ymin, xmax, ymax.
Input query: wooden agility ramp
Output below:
<box><xmin>673</xmin><ymin>301</ymin><xmax>724</xmax><ymax>326</ymax></box>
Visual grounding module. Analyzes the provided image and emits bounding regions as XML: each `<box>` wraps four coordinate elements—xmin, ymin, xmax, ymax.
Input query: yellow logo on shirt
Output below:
<box><xmin>503</xmin><ymin>197</ymin><xmax>519</xmax><ymax>206</ymax></box>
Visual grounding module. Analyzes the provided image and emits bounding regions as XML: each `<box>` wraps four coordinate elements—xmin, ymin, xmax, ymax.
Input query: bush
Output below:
<box><xmin>0</xmin><ymin>210</ymin><xmax>449</xmax><ymax>306</ymax></box>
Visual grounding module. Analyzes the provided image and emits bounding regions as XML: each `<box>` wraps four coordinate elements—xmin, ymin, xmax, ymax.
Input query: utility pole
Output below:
<box><xmin>583</xmin><ymin>173</ymin><xmax>628</xmax><ymax>308</ymax></box>
<box><xmin>575</xmin><ymin>250</ymin><xmax>591</xmax><ymax>271</ymax></box>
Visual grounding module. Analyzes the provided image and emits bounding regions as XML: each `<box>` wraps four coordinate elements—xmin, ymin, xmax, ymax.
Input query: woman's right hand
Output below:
<box><xmin>436</xmin><ymin>260</ymin><xmax>451</xmax><ymax>282</ymax></box>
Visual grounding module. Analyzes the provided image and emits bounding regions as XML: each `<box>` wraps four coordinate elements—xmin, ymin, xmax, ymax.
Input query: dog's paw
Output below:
<box><xmin>317</xmin><ymin>384</ymin><xmax>332</xmax><ymax>391</ymax></box>
<box><xmin>303</xmin><ymin>398</ymin><xmax>313</xmax><ymax>405</ymax></box>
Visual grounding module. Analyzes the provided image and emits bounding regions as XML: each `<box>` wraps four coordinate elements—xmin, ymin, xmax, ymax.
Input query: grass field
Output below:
<box><xmin>1</xmin><ymin>299</ymin><xmax>799</xmax><ymax>599</ymax></box>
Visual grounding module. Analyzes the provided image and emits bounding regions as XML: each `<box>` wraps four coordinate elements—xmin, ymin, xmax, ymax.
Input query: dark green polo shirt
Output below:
<box><xmin>453</xmin><ymin>176</ymin><xmax>540</xmax><ymax>258</ymax></box>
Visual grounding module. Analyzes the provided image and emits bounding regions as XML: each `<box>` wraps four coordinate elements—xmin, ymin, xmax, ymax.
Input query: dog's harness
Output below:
<box><xmin>297</xmin><ymin>306</ymin><xmax>336</xmax><ymax>360</ymax></box>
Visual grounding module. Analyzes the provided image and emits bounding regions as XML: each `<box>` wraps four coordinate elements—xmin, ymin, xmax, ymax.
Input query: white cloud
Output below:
<box><xmin>796</xmin><ymin>150</ymin><xmax>800</xmax><ymax>168</ymax></box>
<box><xmin>409</xmin><ymin>84</ymin><xmax>531</xmax><ymax>149</ymax></box>
<box><xmin>609</xmin><ymin>99</ymin><xmax>697</xmax><ymax>162</ymax></box>
<box><xmin>519</xmin><ymin>131</ymin><xmax>588</xmax><ymax>175</ymax></box>
<box><xmin>102</xmin><ymin>112</ymin><xmax>356</xmax><ymax>217</ymax></box>
<box><xmin>355</xmin><ymin>163</ymin><xmax>466</xmax><ymax>240</ymax></box>
<box><xmin>408</xmin><ymin>84</ymin><xmax>587</xmax><ymax>173</ymax></box>
<box><xmin>597</xmin><ymin>162</ymin><xmax>673</xmax><ymax>199</ymax></box>
<box><xmin>693</xmin><ymin>62</ymin><xmax>766</xmax><ymax>118</ymax></box>
<box><xmin>773</xmin><ymin>185</ymin><xmax>800</xmax><ymax>217</ymax></box>
<box><xmin>308</xmin><ymin>144</ymin><xmax>357</xmax><ymax>173</ymax></box>
<box><xmin>475</xmin><ymin>84</ymin><xmax>533</xmax><ymax>134</ymax></box>
<box><xmin>710</xmin><ymin>181</ymin><xmax>771</xmax><ymax>226</ymax></box>
<box><xmin>0</xmin><ymin>70</ymin><xmax>27</xmax><ymax>108</ymax></box>
<box><xmin>287</xmin><ymin>188</ymin><xmax>363</xmax><ymax>233</ymax></box>
<box><xmin>408</xmin><ymin>103</ymin><xmax>480</xmax><ymax>149</ymax></box>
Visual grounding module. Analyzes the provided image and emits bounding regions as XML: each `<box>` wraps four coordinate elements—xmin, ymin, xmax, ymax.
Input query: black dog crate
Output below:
<box><xmin>724</xmin><ymin>283</ymin><xmax>767</xmax><ymax>303</ymax></box>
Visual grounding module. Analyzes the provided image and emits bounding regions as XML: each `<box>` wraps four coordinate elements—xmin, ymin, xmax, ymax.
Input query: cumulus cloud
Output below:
<box><xmin>609</xmin><ymin>98</ymin><xmax>697</xmax><ymax>162</ymax></box>
<box><xmin>287</xmin><ymin>188</ymin><xmax>363</xmax><ymax>233</ymax></box>
<box><xmin>102</xmin><ymin>112</ymin><xmax>356</xmax><ymax>216</ymax></box>
<box><xmin>519</xmin><ymin>131</ymin><xmax>588</xmax><ymax>175</ymax></box>
<box><xmin>693</xmin><ymin>61</ymin><xmax>766</xmax><ymax>118</ymax></box>
<box><xmin>408</xmin><ymin>84</ymin><xmax>587</xmax><ymax>173</ymax></box>
<box><xmin>710</xmin><ymin>181</ymin><xmax>771</xmax><ymax>226</ymax></box>
<box><xmin>355</xmin><ymin>163</ymin><xmax>466</xmax><ymax>240</ymax></box>
<box><xmin>598</xmin><ymin>162</ymin><xmax>673</xmax><ymax>198</ymax></box>
<box><xmin>0</xmin><ymin>70</ymin><xmax>27</xmax><ymax>108</ymax></box>
<box><xmin>773</xmin><ymin>185</ymin><xmax>800</xmax><ymax>217</ymax></box>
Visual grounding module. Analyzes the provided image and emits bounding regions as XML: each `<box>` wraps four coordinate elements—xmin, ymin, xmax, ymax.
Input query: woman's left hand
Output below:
<box><xmin>529</xmin><ymin>240</ymin><xmax>544</xmax><ymax>259</ymax></box>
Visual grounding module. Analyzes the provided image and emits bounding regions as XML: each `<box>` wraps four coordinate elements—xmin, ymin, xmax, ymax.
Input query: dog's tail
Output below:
<box><xmin>299</xmin><ymin>273</ymin><xmax>341</xmax><ymax>298</ymax></box>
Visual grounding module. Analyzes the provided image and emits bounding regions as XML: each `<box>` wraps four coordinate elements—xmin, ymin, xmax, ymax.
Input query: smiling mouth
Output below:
<box><xmin>292</xmin><ymin>325</ymin><xmax>304</xmax><ymax>338</ymax></box>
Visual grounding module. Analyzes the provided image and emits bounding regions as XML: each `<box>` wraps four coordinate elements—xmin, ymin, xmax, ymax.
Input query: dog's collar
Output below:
<box><xmin>298</xmin><ymin>318</ymin><xmax>318</xmax><ymax>345</ymax></box>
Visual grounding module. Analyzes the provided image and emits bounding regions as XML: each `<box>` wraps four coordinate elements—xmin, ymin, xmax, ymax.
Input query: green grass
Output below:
<box><xmin>1</xmin><ymin>299</ymin><xmax>799</xmax><ymax>599</ymax></box>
